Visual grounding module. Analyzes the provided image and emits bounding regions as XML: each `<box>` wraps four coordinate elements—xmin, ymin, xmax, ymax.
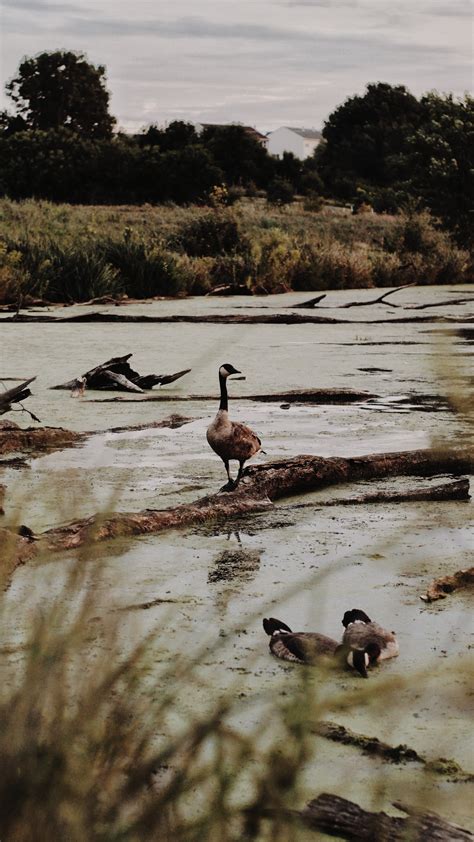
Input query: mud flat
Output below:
<box><xmin>0</xmin><ymin>285</ymin><xmax>472</xmax><ymax>830</ymax></box>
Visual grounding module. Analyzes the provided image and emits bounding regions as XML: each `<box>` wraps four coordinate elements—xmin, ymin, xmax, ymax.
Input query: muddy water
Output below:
<box><xmin>1</xmin><ymin>286</ymin><xmax>473</xmax><ymax>830</ymax></box>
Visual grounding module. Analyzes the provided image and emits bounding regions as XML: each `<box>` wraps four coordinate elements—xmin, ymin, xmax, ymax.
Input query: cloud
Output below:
<box><xmin>2</xmin><ymin>0</ymin><xmax>87</xmax><ymax>11</ymax></box>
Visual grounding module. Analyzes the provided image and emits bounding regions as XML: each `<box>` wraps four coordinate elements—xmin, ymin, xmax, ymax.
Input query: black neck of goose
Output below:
<box><xmin>219</xmin><ymin>373</ymin><xmax>228</xmax><ymax>411</ymax></box>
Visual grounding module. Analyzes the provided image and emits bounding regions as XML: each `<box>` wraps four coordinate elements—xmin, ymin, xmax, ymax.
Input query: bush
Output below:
<box><xmin>104</xmin><ymin>236</ymin><xmax>186</xmax><ymax>297</ymax></box>
<box><xmin>266</xmin><ymin>178</ymin><xmax>295</xmax><ymax>205</ymax></box>
<box><xmin>174</xmin><ymin>210</ymin><xmax>247</xmax><ymax>257</ymax></box>
<box><xmin>3</xmin><ymin>239</ymin><xmax>120</xmax><ymax>302</ymax></box>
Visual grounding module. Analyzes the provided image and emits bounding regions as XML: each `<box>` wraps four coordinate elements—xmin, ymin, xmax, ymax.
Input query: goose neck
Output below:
<box><xmin>219</xmin><ymin>372</ymin><xmax>228</xmax><ymax>411</ymax></box>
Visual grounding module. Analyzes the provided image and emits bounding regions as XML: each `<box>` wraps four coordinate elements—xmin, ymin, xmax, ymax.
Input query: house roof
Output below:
<box><xmin>197</xmin><ymin>122</ymin><xmax>268</xmax><ymax>141</ymax></box>
<box><xmin>284</xmin><ymin>127</ymin><xmax>322</xmax><ymax>140</ymax></box>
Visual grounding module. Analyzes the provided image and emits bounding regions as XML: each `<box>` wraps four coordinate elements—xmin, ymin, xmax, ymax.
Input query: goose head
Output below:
<box><xmin>342</xmin><ymin>608</ymin><xmax>372</xmax><ymax>628</ymax></box>
<box><xmin>346</xmin><ymin>642</ymin><xmax>381</xmax><ymax>678</ymax></box>
<box><xmin>219</xmin><ymin>363</ymin><xmax>241</xmax><ymax>379</ymax></box>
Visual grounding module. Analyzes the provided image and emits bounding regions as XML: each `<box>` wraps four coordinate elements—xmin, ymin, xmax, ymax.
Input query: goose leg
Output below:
<box><xmin>235</xmin><ymin>461</ymin><xmax>246</xmax><ymax>486</ymax></box>
<box><xmin>220</xmin><ymin>460</ymin><xmax>236</xmax><ymax>492</ymax></box>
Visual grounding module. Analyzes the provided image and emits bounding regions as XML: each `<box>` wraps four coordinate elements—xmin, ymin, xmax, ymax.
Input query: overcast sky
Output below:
<box><xmin>1</xmin><ymin>0</ymin><xmax>472</xmax><ymax>132</ymax></box>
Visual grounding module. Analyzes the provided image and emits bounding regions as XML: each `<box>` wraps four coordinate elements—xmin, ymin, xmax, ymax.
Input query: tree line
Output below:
<box><xmin>0</xmin><ymin>51</ymin><xmax>472</xmax><ymax>244</ymax></box>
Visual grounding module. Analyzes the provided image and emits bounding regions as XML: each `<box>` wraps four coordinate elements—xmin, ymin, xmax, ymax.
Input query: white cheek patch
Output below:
<box><xmin>347</xmin><ymin>651</ymin><xmax>369</xmax><ymax>668</ymax></box>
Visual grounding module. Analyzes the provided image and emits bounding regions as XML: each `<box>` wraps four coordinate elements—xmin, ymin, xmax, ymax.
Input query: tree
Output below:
<box><xmin>408</xmin><ymin>93</ymin><xmax>474</xmax><ymax>245</ymax></box>
<box><xmin>6</xmin><ymin>50</ymin><xmax>115</xmax><ymax>138</ymax></box>
<box><xmin>319</xmin><ymin>83</ymin><xmax>423</xmax><ymax>197</ymax></box>
<box><xmin>202</xmin><ymin>125</ymin><xmax>271</xmax><ymax>187</ymax></box>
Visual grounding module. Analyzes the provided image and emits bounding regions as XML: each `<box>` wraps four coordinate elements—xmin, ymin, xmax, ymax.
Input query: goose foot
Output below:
<box><xmin>219</xmin><ymin>479</ymin><xmax>239</xmax><ymax>493</ymax></box>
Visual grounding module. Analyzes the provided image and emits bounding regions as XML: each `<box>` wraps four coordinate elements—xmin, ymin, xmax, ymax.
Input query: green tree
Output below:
<box><xmin>319</xmin><ymin>82</ymin><xmax>423</xmax><ymax>197</ymax></box>
<box><xmin>6</xmin><ymin>50</ymin><xmax>115</xmax><ymax>138</ymax></box>
<box><xmin>408</xmin><ymin>93</ymin><xmax>474</xmax><ymax>245</ymax></box>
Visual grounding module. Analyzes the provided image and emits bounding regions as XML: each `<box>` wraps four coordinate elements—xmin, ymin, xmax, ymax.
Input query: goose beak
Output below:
<box><xmin>231</xmin><ymin>375</ymin><xmax>246</xmax><ymax>380</ymax></box>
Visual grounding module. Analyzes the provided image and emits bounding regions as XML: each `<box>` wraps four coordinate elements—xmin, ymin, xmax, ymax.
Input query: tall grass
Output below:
<box><xmin>0</xmin><ymin>198</ymin><xmax>471</xmax><ymax>303</ymax></box>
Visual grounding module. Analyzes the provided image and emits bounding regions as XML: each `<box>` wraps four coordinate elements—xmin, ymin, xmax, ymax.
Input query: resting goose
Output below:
<box><xmin>342</xmin><ymin>609</ymin><xmax>399</xmax><ymax>662</ymax></box>
<box><xmin>263</xmin><ymin>617</ymin><xmax>380</xmax><ymax>678</ymax></box>
<box><xmin>207</xmin><ymin>363</ymin><xmax>261</xmax><ymax>490</ymax></box>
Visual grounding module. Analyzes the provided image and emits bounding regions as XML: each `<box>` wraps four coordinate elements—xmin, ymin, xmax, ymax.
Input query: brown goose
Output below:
<box><xmin>263</xmin><ymin>617</ymin><xmax>378</xmax><ymax>678</ymax></box>
<box><xmin>207</xmin><ymin>364</ymin><xmax>261</xmax><ymax>490</ymax></box>
<box><xmin>342</xmin><ymin>609</ymin><xmax>399</xmax><ymax>662</ymax></box>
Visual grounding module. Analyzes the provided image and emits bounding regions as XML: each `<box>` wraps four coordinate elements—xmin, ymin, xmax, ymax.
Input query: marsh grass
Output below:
<box><xmin>0</xmin><ymin>198</ymin><xmax>471</xmax><ymax>303</ymax></box>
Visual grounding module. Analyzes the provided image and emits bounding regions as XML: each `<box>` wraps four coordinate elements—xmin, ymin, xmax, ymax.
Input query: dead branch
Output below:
<box><xmin>421</xmin><ymin>567</ymin><xmax>474</xmax><ymax>603</ymax></box>
<box><xmin>314</xmin><ymin>721</ymin><xmax>473</xmax><ymax>781</ymax></box>
<box><xmin>0</xmin><ymin>377</ymin><xmax>36</xmax><ymax>415</ymax></box>
<box><xmin>37</xmin><ymin>448</ymin><xmax>472</xmax><ymax>553</ymax></box>
<box><xmin>292</xmin><ymin>284</ymin><xmax>416</xmax><ymax>309</ymax></box>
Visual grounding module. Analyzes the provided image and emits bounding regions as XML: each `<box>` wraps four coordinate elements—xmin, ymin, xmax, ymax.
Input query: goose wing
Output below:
<box><xmin>343</xmin><ymin>621</ymin><xmax>397</xmax><ymax>651</ymax></box>
<box><xmin>228</xmin><ymin>421</ymin><xmax>261</xmax><ymax>461</ymax></box>
<box><xmin>274</xmin><ymin>632</ymin><xmax>338</xmax><ymax>663</ymax></box>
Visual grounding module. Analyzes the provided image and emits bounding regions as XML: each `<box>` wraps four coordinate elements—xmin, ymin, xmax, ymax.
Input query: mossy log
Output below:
<box><xmin>421</xmin><ymin>567</ymin><xmax>474</xmax><ymax>603</ymax></box>
<box><xmin>314</xmin><ymin>721</ymin><xmax>474</xmax><ymax>781</ymax></box>
<box><xmin>298</xmin><ymin>793</ymin><xmax>473</xmax><ymax>840</ymax></box>
<box><xmin>0</xmin><ymin>421</ymin><xmax>83</xmax><ymax>456</ymax></box>
<box><xmin>39</xmin><ymin>448</ymin><xmax>472</xmax><ymax>552</ymax></box>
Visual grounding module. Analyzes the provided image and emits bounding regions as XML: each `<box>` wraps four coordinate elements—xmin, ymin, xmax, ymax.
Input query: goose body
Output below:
<box><xmin>342</xmin><ymin>609</ymin><xmax>399</xmax><ymax>662</ymax></box>
<box><xmin>263</xmin><ymin>617</ymin><xmax>372</xmax><ymax>677</ymax></box>
<box><xmin>207</xmin><ymin>364</ymin><xmax>261</xmax><ymax>488</ymax></box>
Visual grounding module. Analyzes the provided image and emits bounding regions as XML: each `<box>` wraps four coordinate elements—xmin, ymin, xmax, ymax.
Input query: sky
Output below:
<box><xmin>0</xmin><ymin>0</ymin><xmax>472</xmax><ymax>133</ymax></box>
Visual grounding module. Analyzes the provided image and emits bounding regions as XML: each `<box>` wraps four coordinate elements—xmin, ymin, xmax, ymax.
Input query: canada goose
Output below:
<box><xmin>342</xmin><ymin>609</ymin><xmax>399</xmax><ymax>662</ymax></box>
<box><xmin>207</xmin><ymin>364</ymin><xmax>261</xmax><ymax>490</ymax></box>
<box><xmin>263</xmin><ymin>617</ymin><xmax>379</xmax><ymax>678</ymax></box>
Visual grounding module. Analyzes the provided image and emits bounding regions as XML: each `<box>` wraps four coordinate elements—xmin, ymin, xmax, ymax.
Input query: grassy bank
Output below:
<box><xmin>0</xmin><ymin>197</ymin><xmax>472</xmax><ymax>303</ymax></box>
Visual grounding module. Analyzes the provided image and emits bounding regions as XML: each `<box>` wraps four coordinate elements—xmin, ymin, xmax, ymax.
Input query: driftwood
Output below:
<box><xmin>421</xmin><ymin>567</ymin><xmax>474</xmax><ymax>603</ymax></box>
<box><xmin>52</xmin><ymin>353</ymin><xmax>191</xmax><ymax>393</ymax></box>
<box><xmin>0</xmin><ymin>378</ymin><xmax>37</xmax><ymax>416</ymax></box>
<box><xmin>28</xmin><ymin>448</ymin><xmax>471</xmax><ymax>553</ymax></box>
<box><xmin>314</xmin><ymin>721</ymin><xmax>474</xmax><ymax>781</ymax></box>
<box><xmin>298</xmin><ymin>793</ymin><xmax>474</xmax><ymax>840</ymax></box>
<box><xmin>0</xmin><ymin>484</ymin><xmax>4</xmax><ymax>515</ymax></box>
<box><xmin>90</xmin><ymin>387</ymin><xmax>377</xmax><ymax>405</ymax></box>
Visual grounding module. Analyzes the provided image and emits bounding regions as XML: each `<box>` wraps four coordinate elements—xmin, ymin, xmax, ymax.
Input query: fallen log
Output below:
<box><xmin>421</xmin><ymin>567</ymin><xmax>474</xmax><ymax>603</ymax></box>
<box><xmin>314</xmin><ymin>721</ymin><xmax>474</xmax><ymax>781</ymax></box>
<box><xmin>51</xmin><ymin>353</ymin><xmax>191</xmax><ymax>392</ymax></box>
<box><xmin>90</xmin><ymin>387</ymin><xmax>377</xmax><ymax>405</ymax></box>
<box><xmin>292</xmin><ymin>284</ymin><xmax>415</xmax><ymax>309</ymax></box>
<box><xmin>36</xmin><ymin>448</ymin><xmax>472</xmax><ymax>553</ymax></box>
<box><xmin>4</xmin><ymin>311</ymin><xmax>472</xmax><ymax>325</ymax></box>
<box><xmin>298</xmin><ymin>793</ymin><xmax>473</xmax><ymax>840</ymax></box>
<box><xmin>0</xmin><ymin>484</ymin><xmax>4</xmax><ymax>515</ymax></box>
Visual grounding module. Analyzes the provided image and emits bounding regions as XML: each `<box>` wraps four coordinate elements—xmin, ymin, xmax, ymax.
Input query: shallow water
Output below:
<box><xmin>1</xmin><ymin>286</ymin><xmax>473</xmax><ymax>831</ymax></box>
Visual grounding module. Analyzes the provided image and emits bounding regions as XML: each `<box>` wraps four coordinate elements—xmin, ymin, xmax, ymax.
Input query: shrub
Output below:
<box><xmin>174</xmin><ymin>210</ymin><xmax>246</xmax><ymax>258</ymax></box>
<box><xmin>104</xmin><ymin>236</ymin><xmax>186</xmax><ymax>297</ymax></box>
<box><xmin>303</xmin><ymin>192</ymin><xmax>324</xmax><ymax>213</ymax></box>
<box><xmin>3</xmin><ymin>239</ymin><xmax>120</xmax><ymax>302</ymax></box>
<box><xmin>266</xmin><ymin>177</ymin><xmax>295</xmax><ymax>205</ymax></box>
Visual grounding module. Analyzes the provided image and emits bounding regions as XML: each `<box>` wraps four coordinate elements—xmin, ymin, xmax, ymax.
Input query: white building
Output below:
<box><xmin>267</xmin><ymin>127</ymin><xmax>322</xmax><ymax>160</ymax></box>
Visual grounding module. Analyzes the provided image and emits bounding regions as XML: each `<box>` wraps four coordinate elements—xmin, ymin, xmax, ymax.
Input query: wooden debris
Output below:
<box><xmin>421</xmin><ymin>567</ymin><xmax>474</xmax><ymax>603</ymax></box>
<box><xmin>292</xmin><ymin>284</ymin><xmax>415</xmax><ymax>309</ymax></box>
<box><xmin>298</xmin><ymin>793</ymin><xmax>473</xmax><ymax>840</ymax></box>
<box><xmin>314</xmin><ymin>721</ymin><xmax>474</xmax><ymax>781</ymax></box>
<box><xmin>0</xmin><ymin>484</ymin><xmax>4</xmax><ymax>515</ymax></box>
<box><xmin>33</xmin><ymin>448</ymin><xmax>472</xmax><ymax>553</ymax></box>
<box><xmin>51</xmin><ymin>353</ymin><xmax>191</xmax><ymax>393</ymax></box>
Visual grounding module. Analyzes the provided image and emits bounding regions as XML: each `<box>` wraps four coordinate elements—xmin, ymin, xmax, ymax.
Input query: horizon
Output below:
<box><xmin>0</xmin><ymin>0</ymin><xmax>471</xmax><ymax>133</ymax></box>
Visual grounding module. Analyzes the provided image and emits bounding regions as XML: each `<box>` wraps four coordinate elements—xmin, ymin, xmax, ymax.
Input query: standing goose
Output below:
<box><xmin>342</xmin><ymin>609</ymin><xmax>399</xmax><ymax>663</ymax></box>
<box><xmin>207</xmin><ymin>364</ymin><xmax>261</xmax><ymax>490</ymax></box>
<box><xmin>263</xmin><ymin>617</ymin><xmax>380</xmax><ymax>678</ymax></box>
